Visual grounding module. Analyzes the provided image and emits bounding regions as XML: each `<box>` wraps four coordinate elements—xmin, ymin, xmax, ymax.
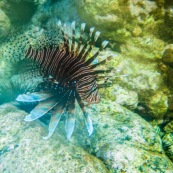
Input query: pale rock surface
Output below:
<box><xmin>0</xmin><ymin>101</ymin><xmax>173</xmax><ymax>172</ymax></box>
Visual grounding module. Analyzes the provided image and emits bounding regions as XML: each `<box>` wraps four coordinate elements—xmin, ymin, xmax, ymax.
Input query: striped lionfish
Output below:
<box><xmin>1</xmin><ymin>21</ymin><xmax>111</xmax><ymax>140</ymax></box>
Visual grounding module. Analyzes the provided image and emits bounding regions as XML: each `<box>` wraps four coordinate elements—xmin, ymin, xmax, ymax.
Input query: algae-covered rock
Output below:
<box><xmin>0</xmin><ymin>101</ymin><xmax>173</xmax><ymax>172</ymax></box>
<box><xmin>162</xmin><ymin>44</ymin><xmax>173</xmax><ymax>66</ymax></box>
<box><xmin>0</xmin><ymin>104</ymin><xmax>109</xmax><ymax>173</ymax></box>
<box><xmin>75</xmin><ymin>0</ymin><xmax>168</xmax><ymax>118</ymax></box>
<box><xmin>162</xmin><ymin>120</ymin><xmax>173</xmax><ymax>161</ymax></box>
<box><xmin>146</xmin><ymin>91</ymin><xmax>168</xmax><ymax>117</ymax></box>
<box><xmin>77</xmin><ymin>0</ymin><xmax>160</xmax><ymax>44</ymax></box>
<box><xmin>77</xmin><ymin>100</ymin><xmax>173</xmax><ymax>172</ymax></box>
<box><xmin>101</xmin><ymin>84</ymin><xmax>138</xmax><ymax>109</ymax></box>
<box><xmin>102</xmin><ymin>42</ymin><xmax>167</xmax><ymax>118</ymax></box>
<box><xmin>164</xmin><ymin>120</ymin><xmax>173</xmax><ymax>133</ymax></box>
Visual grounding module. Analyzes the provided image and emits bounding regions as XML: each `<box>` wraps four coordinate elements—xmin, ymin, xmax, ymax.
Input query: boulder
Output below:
<box><xmin>0</xmin><ymin>104</ymin><xmax>108</xmax><ymax>173</ymax></box>
<box><xmin>0</xmin><ymin>101</ymin><xmax>173</xmax><ymax>172</ymax></box>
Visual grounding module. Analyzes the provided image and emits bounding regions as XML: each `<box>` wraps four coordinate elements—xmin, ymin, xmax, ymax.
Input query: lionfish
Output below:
<box><xmin>1</xmin><ymin>21</ymin><xmax>111</xmax><ymax>140</ymax></box>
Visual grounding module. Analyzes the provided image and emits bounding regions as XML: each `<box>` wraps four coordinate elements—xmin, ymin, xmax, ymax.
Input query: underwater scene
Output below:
<box><xmin>0</xmin><ymin>0</ymin><xmax>173</xmax><ymax>172</ymax></box>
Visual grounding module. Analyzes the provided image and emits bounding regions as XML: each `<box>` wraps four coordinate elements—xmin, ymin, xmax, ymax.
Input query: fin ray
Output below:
<box><xmin>42</xmin><ymin>111</ymin><xmax>62</xmax><ymax>140</ymax></box>
<box><xmin>16</xmin><ymin>91</ymin><xmax>53</xmax><ymax>103</ymax></box>
<box><xmin>24</xmin><ymin>97</ymin><xmax>59</xmax><ymax>121</ymax></box>
<box><xmin>65</xmin><ymin>112</ymin><xmax>75</xmax><ymax>140</ymax></box>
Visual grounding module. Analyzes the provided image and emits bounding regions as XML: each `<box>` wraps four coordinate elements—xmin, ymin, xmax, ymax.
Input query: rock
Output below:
<box><xmin>0</xmin><ymin>101</ymin><xmax>173</xmax><ymax>172</ymax></box>
<box><xmin>164</xmin><ymin>120</ymin><xmax>173</xmax><ymax>133</ymax></box>
<box><xmin>162</xmin><ymin>44</ymin><xmax>173</xmax><ymax>64</ymax></box>
<box><xmin>0</xmin><ymin>104</ymin><xmax>108</xmax><ymax>173</ymax></box>
<box><xmin>101</xmin><ymin>84</ymin><xmax>138</xmax><ymax>109</ymax></box>
<box><xmin>161</xmin><ymin>45</ymin><xmax>173</xmax><ymax>113</ymax></box>
<box><xmin>81</xmin><ymin>100</ymin><xmax>173</xmax><ymax>172</ymax></box>
<box><xmin>102</xmin><ymin>40</ymin><xmax>167</xmax><ymax>117</ymax></box>
<box><xmin>75</xmin><ymin>0</ymin><xmax>168</xmax><ymax>118</ymax></box>
<box><xmin>146</xmin><ymin>91</ymin><xmax>168</xmax><ymax>118</ymax></box>
<box><xmin>162</xmin><ymin>133</ymin><xmax>173</xmax><ymax>161</ymax></box>
<box><xmin>77</xmin><ymin>0</ymin><xmax>159</xmax><ymax>44</ymax></box>
<box><xmin>165</xmin><ymin>1</ymin><xmax>173</xmax><ymax>26</ymax></box>
<box><xmin>162</xmin><ymin>119</ymin><xmax>173</xmax><ymax>162</ymax></box>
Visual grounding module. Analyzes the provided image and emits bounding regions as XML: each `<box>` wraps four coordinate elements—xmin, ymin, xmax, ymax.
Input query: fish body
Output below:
<box><xmin>1</xmin><ymin>21</ymin><xmax>110</xmax><ymax>140</ymax></box>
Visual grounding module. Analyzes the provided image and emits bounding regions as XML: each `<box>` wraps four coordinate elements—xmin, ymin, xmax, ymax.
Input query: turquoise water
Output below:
<box><xmin>0</xmin><ymin>0</ymin><xmax>173</xmax><ymax>172</ymax></box>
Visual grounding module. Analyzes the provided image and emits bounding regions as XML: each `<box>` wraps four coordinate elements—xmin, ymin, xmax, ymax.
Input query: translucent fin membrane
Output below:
<box><xmin>77</xmin><ymin>27</ymin><xmax>95</xmax><ymax>61</ymax></box>
<box><xmin>76</xmin><ymin>23</ymin><xmax>86</xmax><ymax>55</ymax></box>
<box><xmin>16</xmin><ymin>91</ymin><xmax>53</xmax><ymax>103</ymax></box>
<box><xmin>76</xmin><ymin>92</ymin><xmax>93</xmax><ymax>136</ymax></box>
<box><xmin>42</xmin><ymin>98</ymin><xmax>67</xmax><ymax>139</ymax></box>
<box><xmin>65</xmin><ymin>112</ymin><xmax>75</xmax><ymax>140</ymax></box>
<box><xmin>10</xmin><ymin>20</ymin><xmax>112</xmax><ymax>140</ymax></box>
<box><xmin>42</xmin><ymin>111</ymin><xmax>62</xmax><ymax>140</ymax></box>
<box><xmin>83</xmin><ymin>111</ymin><xmax>93</xmax><ymax>136</ymax></box>
<box><xmin>71</xmin><ymin>21</ymin><xmax>76</xmax><ymax>52</ymax></box>
<box><xmin>94</xmin><ymin>31</ymin><xmax>100</xmax><ymax>42</ymax></box>
<box><xmin>24</xmin><ymin>97</ymin><xmax>59</xmax><ymax>121</ymax></box>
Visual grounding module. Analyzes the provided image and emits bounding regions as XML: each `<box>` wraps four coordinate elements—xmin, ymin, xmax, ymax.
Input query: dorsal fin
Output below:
<box><xmin>75</xmin><ymin>23</ymin><xmax>86</xmax><ymax>55</ymax></box>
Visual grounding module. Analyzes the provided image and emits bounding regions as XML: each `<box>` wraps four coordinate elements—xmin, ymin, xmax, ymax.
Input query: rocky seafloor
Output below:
<box><xmin>1</xmin><ymin>101</ymin><xmax>173</xmax><ymax>172</ymax></box>
<box><xmin>0</xmin><ymin>0</ymin><xmax>173</xmax><ymax>172</ymax></box>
